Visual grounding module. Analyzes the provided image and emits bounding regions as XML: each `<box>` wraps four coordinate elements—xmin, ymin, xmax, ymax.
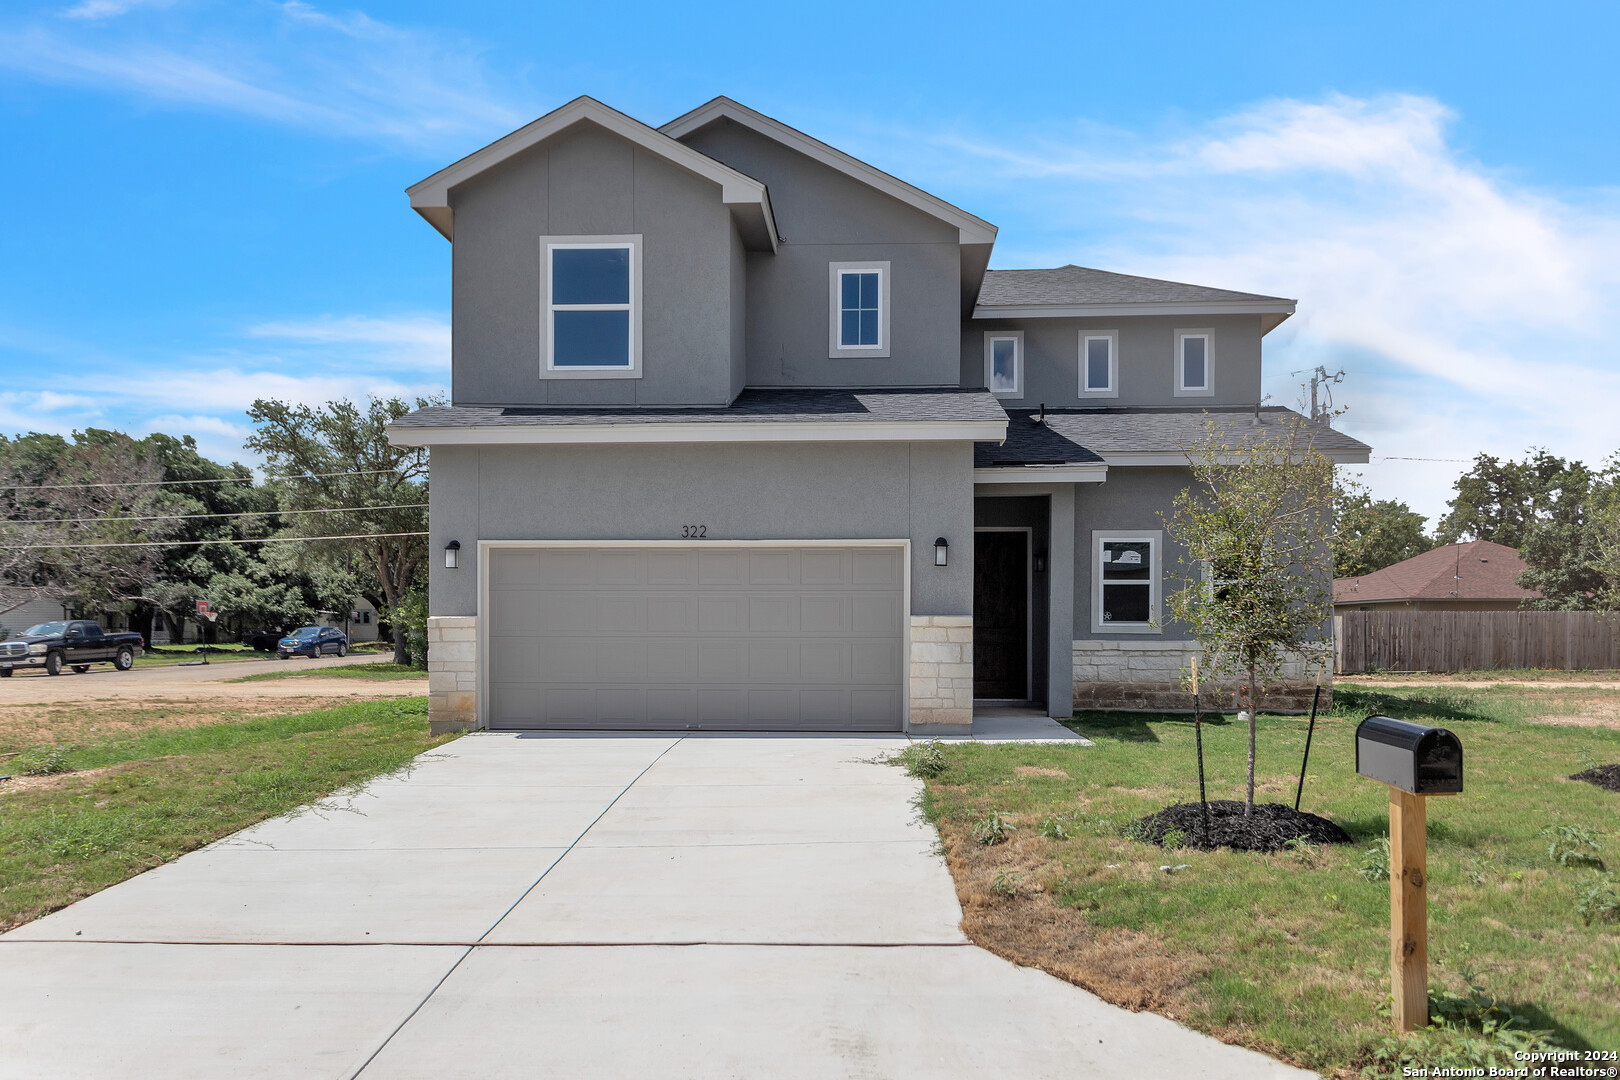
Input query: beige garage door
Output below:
<box><xmin>485</xmin><ymin>545</ymin><xmax>905</xmax><ymax>730</ymax></box>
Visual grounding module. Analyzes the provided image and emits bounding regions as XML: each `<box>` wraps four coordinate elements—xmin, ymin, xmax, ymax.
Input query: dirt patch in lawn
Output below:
<box><xmin>0</xmin><ymin>696</ymin><xmax>377</xmax><ymax>751</ymax></box>
<box><xmin>0</xmin><ymin>762</ymin><xmax>135</xmax><ymax>797</ymax></box>
<box><xmin>1530</xmin><ymin>697</ymin><xmax>1620</xmax><ymax>730</ymax></box>
<box><xmin>1571</xmin><ymin>764</ymin><xmax>1620</xmax><ymax>793</ymax></box>
<box><xmin>940</xmin><ymin>828</ymin><xmax>1198</xmax><ymax>1016</ymax></box>
<box><xmin>1014</xmin><ymin>766</ymin><xmax>1070</xmax><ymax>779</ymax></box>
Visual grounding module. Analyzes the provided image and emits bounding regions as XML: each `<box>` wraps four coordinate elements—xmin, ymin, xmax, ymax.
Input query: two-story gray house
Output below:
<box><xmin>387</xmin><ymin>96</ymin><xmax>1370</xmax><ymax>735</ymax></box>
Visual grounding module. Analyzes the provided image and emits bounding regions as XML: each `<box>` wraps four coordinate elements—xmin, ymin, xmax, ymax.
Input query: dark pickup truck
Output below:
<box><xmin>0</xmin><ymin>620</ymin><xmax>144</xmax><ymax>677</ymax></box>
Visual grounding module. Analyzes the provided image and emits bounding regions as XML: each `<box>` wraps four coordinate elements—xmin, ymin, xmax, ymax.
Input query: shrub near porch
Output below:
<box><xmin>914</xmin><ymin>685</ymin><xmax>1620</xmax><ymax>1077</ymax></box>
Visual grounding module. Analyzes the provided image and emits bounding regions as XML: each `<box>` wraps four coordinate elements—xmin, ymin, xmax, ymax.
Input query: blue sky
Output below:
<box><xmin>2</xmin><ymin>0</ymin><xmax>1618</xmax><ymax>524</ymax></box>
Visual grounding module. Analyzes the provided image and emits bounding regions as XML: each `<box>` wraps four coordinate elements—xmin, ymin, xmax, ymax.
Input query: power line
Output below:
<box><xmin>5</xmin><ymin>503</ymin><xmax>427</xmax><ymax>526</ymax></box>
<box><xmin>0</xmin><ymin>467</ymin><xmax>413</xmax><ymax>493</ymax></box>
<box><xmin>14</xmin><ymin>532</ymin><xmax>428</xmax><ymax>551</ymax></box>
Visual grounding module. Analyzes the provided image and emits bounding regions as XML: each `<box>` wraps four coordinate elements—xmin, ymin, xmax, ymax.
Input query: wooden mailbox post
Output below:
<box><xmin>1355</xmin><ymin>715</ymin><xmax>1464</xmax><ymax>1033</ymax></box>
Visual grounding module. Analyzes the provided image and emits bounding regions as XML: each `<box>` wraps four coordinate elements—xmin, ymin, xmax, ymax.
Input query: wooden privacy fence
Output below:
<box><xmin>1335</xmin><ymin>610</ymin><xmax>1620</xmax><ymax>673</ymax></box>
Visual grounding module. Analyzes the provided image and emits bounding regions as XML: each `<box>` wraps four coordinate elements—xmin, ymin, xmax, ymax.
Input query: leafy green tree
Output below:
<box><xmin>1332</xmin><ymin>481</ymin><xmax>1431</xmax><ymax>577</ymax></box>
<box><xmin>1591</xmin><ymin>464</ymin><xmax>1620</xmax><ymax>612</ymax></box>
<box><xmin>1436</xmin><ymin>450</ymin><xmax>1586</xmax><ymax>548</ymax></box>
<box><xmin>246</xmin><ymin>397</ymin><xmax>432</xmax><ymax>664</ymax></box>
<box><xmin>1163</xmin><ymin>417</ymin><xmax>1338</xmax><ymax>817</ymax></box>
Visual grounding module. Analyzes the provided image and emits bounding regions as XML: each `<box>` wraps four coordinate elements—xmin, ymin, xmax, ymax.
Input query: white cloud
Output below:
<box><xmin>247</xmin><ymin>314</ymin><xmax>451</xmax><ymax>371</ymax></box>
<box><xmin>878</xmin><ymin>93</ymin><xmax>1620</xmax><ymax>524</ymax></box>
<box><xmin>1</xmin><ymin>2</ymin><xmax>530</xmax><ymax>152</ymax></box>
<box><xmin>60</xmin><ymin>0</ymin><xmax>176</xmax><ymax>20</ymax></box>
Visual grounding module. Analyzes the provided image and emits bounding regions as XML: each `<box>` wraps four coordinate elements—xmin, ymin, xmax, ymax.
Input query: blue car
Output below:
<box><xmin>277</xmin><ymin>626</ymin><xmax>349</xmax><ymax>659</ymax></box>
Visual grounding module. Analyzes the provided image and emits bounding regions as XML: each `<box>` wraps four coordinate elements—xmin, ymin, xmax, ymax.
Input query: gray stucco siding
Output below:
<box><xmin>679</xmin><ymin>120</ymin><xmax>963</xmax><ymax>387</ymax></box>
<box><xmin>428</xmin><ymin>440</ymin><xmax>975</xmax><ymax>619</ymax></box>
<box><xmin>1073</xmin><ymin>466</ymin><xmax>1197</xmax><ymax>642</ymax></box>
<box><xmin>962</xmin><ymin>314</ymin><xmax>1265</xmax><ymax>408</ymax></box>
<box><xmin>448</xmin><ymin>122</ymin><xmax>740</xmax><ymax>407</ymax></box>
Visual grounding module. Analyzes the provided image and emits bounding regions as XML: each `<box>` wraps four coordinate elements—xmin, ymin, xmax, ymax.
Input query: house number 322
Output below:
<box><xmin>680</xmin><ymin>525</ymin><xmax>708</xmax><ymax>538</ymax></box>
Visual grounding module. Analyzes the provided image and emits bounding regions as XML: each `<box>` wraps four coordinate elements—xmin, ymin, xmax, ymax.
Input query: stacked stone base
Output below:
<box><xmin>909</xmin><ymin>615</ymin><xmax>973</xmax><ymax>733</ymax></box>
<box><xmin>427</xmin><ymin>616</ymin><xmax>478</xmax><ymax>734</ymax></box>
<box><xmin>1072</xmin><ymin>639</ymin><xmax>1329</xmax><ymax>713</ymax></box>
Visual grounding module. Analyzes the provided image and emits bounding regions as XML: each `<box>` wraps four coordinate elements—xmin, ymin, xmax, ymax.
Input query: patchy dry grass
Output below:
<box><xmin>0</xmin><ymin>697</ymin><xmax>451</xmax><ymax>932</ymax></box>
<box><xmin>0</xmin><ymin>697</ymin><xmax>373</xmax><ymax>753</ymax></box>
<box><xmin>916</xmin><ymin>684</ymin><xmax>1620</xmax><ymax>1077</ymax></box>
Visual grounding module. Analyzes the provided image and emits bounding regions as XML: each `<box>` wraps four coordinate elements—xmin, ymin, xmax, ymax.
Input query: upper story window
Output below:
<box><xmin>1081</xmin><ymin>331</ymin><xmax>1118</xmax><ymax>397</ymax></box>
<box><xmin>983</xmin><ymin>331</ymin><xmax>1023</xmax><ymax>397</ymax></box>
<box><xmin>542</xmin><ymin>235</ymin><xmax>642</xmax><ymax>379</ymax></box>
<box><xmin>1092</xmin><ymin>531</ymin><xmax>1162</xmax><ymax>634</ymax></box>
<box><xmin>1174</xmin><ymin>329</ymin><xmax>1213</xmax><ymax>397</ymax></box>
<box><xmin>827</xmin><ymin>261</ymin><xmax>891</xmax><ymax>358</ymax></box>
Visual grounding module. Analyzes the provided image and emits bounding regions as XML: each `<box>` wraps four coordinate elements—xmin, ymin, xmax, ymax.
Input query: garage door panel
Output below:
<box><xmin>487</xmin><ymin>546</ymin><xmax>904</xmax><ymax>731</ymax></box>
<box><xmin>851</xmin><ymin>593</ymin><xmax>900</xmax><ymax>634</ymax></box>
<box><xmin>647</xmin><ymin>596</ymin><xmax>697</xmax><ymax>633</ymax></box>
<box><xmin>800</xmin><ymin>596</ymin><xmax>846</xmax><ymax>634</ymax></box>
<box><xmin>747</xmin><ymin>550</ymin><xmax>795</xmax><ymax>585</ymax></box>
<box><xmin>646</xmin><ymin>550</ymin><xmax>697</xmax><ymax>585</ymax></box>
<box><xmin>851</xmin><ymin>639</ymin><xmax>901</xmax><ymax>682</ymax></box>
<box><xmin>646</xmin><ymin>640</ymin><xmax>698</xmax><ymax>680</ymax></box>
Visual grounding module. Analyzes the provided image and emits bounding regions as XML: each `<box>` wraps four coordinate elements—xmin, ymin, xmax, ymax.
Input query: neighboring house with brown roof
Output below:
<box><xmin>1333</xmin><ymin>541</ymin><xmax>1538</xmax><ymax>612</ymax></box>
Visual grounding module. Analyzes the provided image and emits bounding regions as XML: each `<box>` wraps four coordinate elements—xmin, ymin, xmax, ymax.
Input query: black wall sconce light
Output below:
<box><xmin>444</xmin><ymin>540</ymin><xmax>461</xmax><ymax>569</ymax></box>
<box><xmin>1034</xmin><ymin>549</ymin><xmax>1048</xmax><ymax>574</ymax></box>
<box><xmin>934</xmin><ymin>537</ymin><xmax>949</xmax><ymax>567</ymax></box>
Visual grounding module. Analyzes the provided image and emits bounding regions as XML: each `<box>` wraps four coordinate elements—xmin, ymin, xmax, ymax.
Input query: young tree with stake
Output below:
<box><xmin>1163</xmin><ymin>416</ymin><xmax>1338</xmax><ymax>818</ymax></box>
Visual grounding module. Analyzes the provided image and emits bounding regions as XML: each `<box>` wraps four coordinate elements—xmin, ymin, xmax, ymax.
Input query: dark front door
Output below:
<box><xmin>973</xmin><ymin>531</ymin><xmax>1028</xmax><ymax>699</ymax></box>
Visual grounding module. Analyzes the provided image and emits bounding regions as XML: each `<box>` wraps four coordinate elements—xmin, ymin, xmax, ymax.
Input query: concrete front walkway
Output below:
<box><xmin>0</xmin><ymin>733</ymin><xmax>1312</xmax><ymax>1079</ymax></box>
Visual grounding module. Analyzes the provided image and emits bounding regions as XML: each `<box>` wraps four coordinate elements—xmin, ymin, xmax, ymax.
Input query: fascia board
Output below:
<box><xmin>661</xmin><ymin>97</ymin><xmax>997</xmax><ymax>246</ymax></box>
<box><xmin>973</xmin><ymin>465</ymin><xmax>1108</xmax><ymax>483</ymax></box>
<box><xmin>972</xmin><ymin>300</ymin><xmax>1297</xmax><ymax>320</ymax></box>
<box><xmin>406</xmin><ymin>96</ymin><xmax>776</xmax><ymax>250</ymax></box>
<box><xmin>1100</xmin><ymin>449</ymin><xmax>1371</xmax><ymax>466</ymax></box>
<box><xmin>387</xmin><ymin>419</ymin><xmax>1009</xmax><ymax>447</ymax></box>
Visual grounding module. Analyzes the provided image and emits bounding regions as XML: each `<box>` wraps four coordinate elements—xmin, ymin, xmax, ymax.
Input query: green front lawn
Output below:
<box><xmin>228</xmin><ymin>662</ymin><xmax>425</xmax><ymax>683</ymax></box>
<box><xmin>0</xmin><ymin>697</ymin><xmax>453</xmax><ymax>932</ymax></box>
<box><xmin>916</xmin><ymin>685</ymin><xmax>1620</xmax><ymax>1077</ymax></box>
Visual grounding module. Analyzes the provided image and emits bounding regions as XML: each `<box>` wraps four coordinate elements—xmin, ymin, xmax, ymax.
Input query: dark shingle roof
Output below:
<box><xmin>977</xmin><ymin>406</ymin><xmax>1369</xmax><ymax>468</ymax></box>
<box><xmin>976</xmin><ymin>265</ymin><xmax>1292</xmax><ymax>309</ymax></box>
<box><xmin>389</xmin><ymin>387</ymin><xmax>1008</xmax><ymax>429</ymax></box>
<box><xmin>1334</xmin><ymin>541</ymin><xmax>1538</xmax><ymax>604</ymax></box>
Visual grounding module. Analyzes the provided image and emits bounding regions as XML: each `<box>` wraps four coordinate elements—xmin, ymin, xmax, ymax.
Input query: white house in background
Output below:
<box><xmin>0</xmin><ymin>596</ymin><xmax>70</xmax><ymax>639</ymax></box>
<box><xmin>315</xmin><ymin>598</ymin><xmax>381</xmax><ymax>643</ymax></box>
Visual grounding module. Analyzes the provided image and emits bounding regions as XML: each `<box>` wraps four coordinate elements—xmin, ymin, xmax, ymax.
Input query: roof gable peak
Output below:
<box><xmin>405</xmin><ymin>95</ymin><xmax>777</xmax><ymax>251</ymax></box>
<box><xmin>660</xmin><ymin>96</ymin><xmax>997</xmax><ymax>247</ymax></box>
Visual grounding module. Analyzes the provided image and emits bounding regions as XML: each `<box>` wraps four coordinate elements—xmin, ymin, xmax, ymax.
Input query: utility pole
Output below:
<box><xmin>1308</xmin><ymin>366</ymin><xmax>1346</xmax><ymax>423</ymax></box>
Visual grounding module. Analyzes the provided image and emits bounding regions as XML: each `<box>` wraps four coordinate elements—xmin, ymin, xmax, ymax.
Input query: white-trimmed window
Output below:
<box><xmin>1174</xmin><ymin>329</ymin><xmax>1213</xmax><ymax>396</ymax></box>
<box><xmin>542</xmin><ymin>235</ymin><xmax>642</xmax><ymax>378</ymax></box>
<box><xmin>983</xmin><ymin>331</ymin><xmax>1023</xmax><ymax>397</ymax></box>
<box><xmin>1081</xmin><ymin>330</ymin><xmax>1118</xmax><ymax>396</ymax></box>
<box><xmin>828</xmin><ymin>261</ymin><xmax>891</xmax><ymax>358</ymax></box>
<box><xmin>1092</xmin><ymin>530</ymin><xmax>1162</xmax><ymax>633</ymax></box>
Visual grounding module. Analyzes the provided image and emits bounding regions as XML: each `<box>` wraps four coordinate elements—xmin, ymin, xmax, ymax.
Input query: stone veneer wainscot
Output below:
<box><xmin>909</xmin><ymin>615</ymin><xmax>973</xmax><ymax>732</ymax></box>
<box><xmin>1072</xmin><ymin>638</ymin><xmax>1327</xmax><ymax>712</ymax></box>
<box><xmin>427</xmin><ymin>615</ymin><xmax>478</xmax><ymax>734</ymax></box>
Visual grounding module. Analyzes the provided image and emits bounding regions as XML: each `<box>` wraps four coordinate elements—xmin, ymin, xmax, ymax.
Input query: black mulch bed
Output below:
<box><xmin>1571</xmin><ymin>764</ymin><xmax>1620</xmax><ymax>793</ymax></box>
<box><xmin>1127</xmin><ymin>800</ymin><xmax>1354</xmax><ymax>853</ymax></box>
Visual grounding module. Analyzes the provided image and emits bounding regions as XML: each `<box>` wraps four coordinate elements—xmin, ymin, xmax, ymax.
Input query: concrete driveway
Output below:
<box><xmin>0</xmin><ymin>733</ymin><xmax>1312</xmax><ymax>1079</ymax></box>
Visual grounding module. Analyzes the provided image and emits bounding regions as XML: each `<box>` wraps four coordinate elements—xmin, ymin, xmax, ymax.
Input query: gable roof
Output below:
<box><xmin>1333</xmin><ymin>541</ymin><xmax>1538</xmax><ymax>605</ymax></box>
<box><xmin>659</xmin><ymin>97</ymin><xmax>997</xmax><ymax>247</ymax></box>
<box><xmin>405</xmin><ymin>96</ymin><xmax>777</xmax><ymax>251</ymax></box>
<box><xmin>974</xmin><ymin>265</ymin><xmax>1297</xmax><ymax>332</ymax></box>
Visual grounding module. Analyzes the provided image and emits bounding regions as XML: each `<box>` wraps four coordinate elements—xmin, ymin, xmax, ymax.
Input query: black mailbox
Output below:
<box><xmin>1355</xmin><ymin>715</ymin><xmax>1463</xmax><ymax>795</ymax></box>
